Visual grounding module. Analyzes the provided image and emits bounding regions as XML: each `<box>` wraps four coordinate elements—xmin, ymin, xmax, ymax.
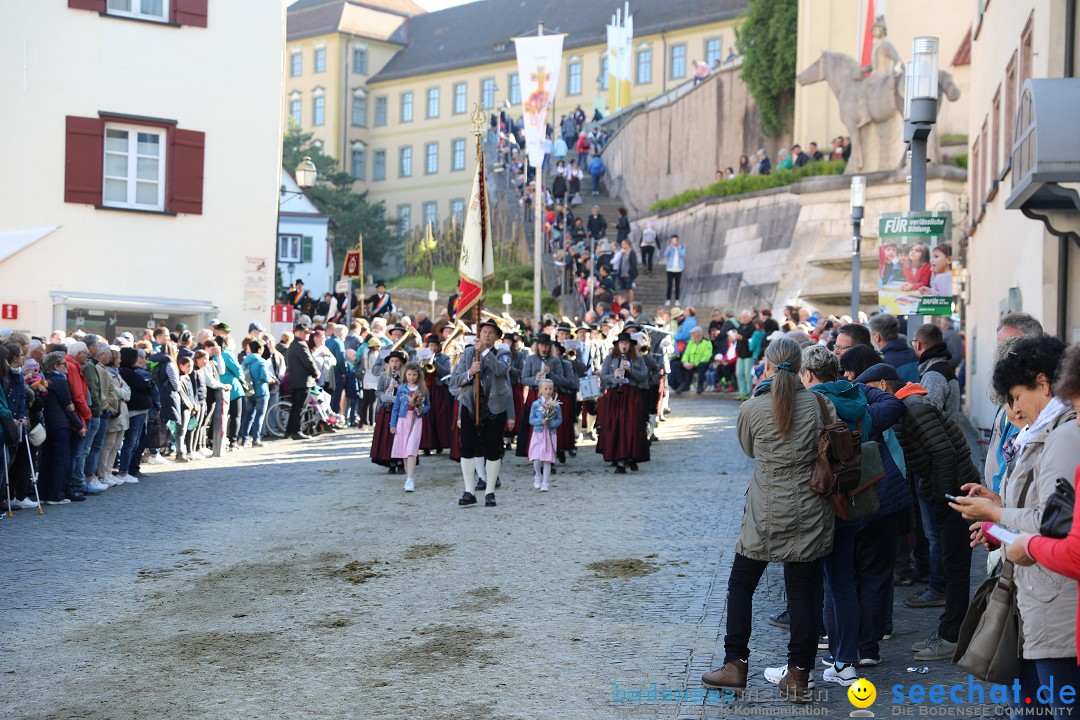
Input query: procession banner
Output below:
<box><xmin>606</xmin><ymin>12</ymin><xmax>633</xmax><ymax>113</ymax></box>
<box><xmin>877</xmin><ymin>211</ymin><xmax>953</xmax><ymax>316</ymax></box>
<box><xmin>457</xmin><ymin>154</ymin><xmax>494</xmax><ymax>316</ymax></box>
<box><xmin>513</xmin><ymin>34</ymin><xmax>564</xmax><ymax>168</ymax></box>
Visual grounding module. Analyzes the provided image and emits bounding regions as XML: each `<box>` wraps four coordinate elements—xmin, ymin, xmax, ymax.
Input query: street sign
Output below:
<box><xmin>1</xmin><ymin>304</ymin><xmax>17</xmax><ymax>320</ymax></box>
<box><xmin>501</xmin><ymin>293</ymin><xmax>513</xmax><ymax>306</ymax></box>
<box><xmin>427</xmin><ymin>290</ymin><xmax>439</xmax><ymax>302</ymax></box>
<box><xmin>877</xmin><ymin>211</ymin><xmax>954</xmax><ymax>317</ymax></box>
<box><xmin>335</xmin><ymin>280</ymin><xmax>350</xmax><ymax>294</ymax></box>
<box><xmin>271</xmin><ymin>304</ymin><xmax>294</xmax><ymax>323</ymax></box>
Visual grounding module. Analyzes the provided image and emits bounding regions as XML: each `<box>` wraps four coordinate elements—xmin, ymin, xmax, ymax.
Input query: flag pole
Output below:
<box><xmin>471</xmin><ymin>104</ymin><xmax>487</xmax><ymax>414</ymax></box>
<box><xmin>533</xmin><ymin>21</ymin><xmax>544</xmax><ymax>326</ymax></box>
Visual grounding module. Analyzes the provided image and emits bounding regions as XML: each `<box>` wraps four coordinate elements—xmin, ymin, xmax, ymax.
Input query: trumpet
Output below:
<box><xmin>566</xmin><ymin>349</ymin><xmax>578</xmax><ymax>362</ymax></box>
<box><xmin>422</xmin><ymin>359</ymin><xmax>436</xmax><ymax>374</ymax></box>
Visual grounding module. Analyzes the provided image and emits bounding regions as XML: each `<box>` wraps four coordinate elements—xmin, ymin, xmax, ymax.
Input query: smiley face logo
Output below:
<box><xmin>848</xmin><ymin>678</ymin><xmax>876</xmax><ymax>708</ymax></box>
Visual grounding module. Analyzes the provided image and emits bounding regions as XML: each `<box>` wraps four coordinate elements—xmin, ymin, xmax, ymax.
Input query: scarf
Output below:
<box><xmin>1014</xmin><ymin>396</ymin><xmax>1068</xmax><ymax>459</ymax></box>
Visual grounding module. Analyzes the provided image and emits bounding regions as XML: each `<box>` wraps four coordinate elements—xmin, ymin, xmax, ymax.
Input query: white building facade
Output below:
<box><xmin>0</xmin><ymin>1</ymin><xmax>285</xmax><ymax>339</ymax></box>
<box><xmin>277</xmin><ymin>169</ymin><xmax>332</xmax><ymax>296</ymax></box>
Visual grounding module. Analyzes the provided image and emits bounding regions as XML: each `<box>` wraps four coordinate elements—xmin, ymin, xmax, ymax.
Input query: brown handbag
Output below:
<box><xmin>809</xmin><ymin>392</ymin><xmax>863</xmax><ymax>496</ymax></box>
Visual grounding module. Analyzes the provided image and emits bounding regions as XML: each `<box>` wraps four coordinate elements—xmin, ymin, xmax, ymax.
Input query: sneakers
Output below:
<box><xmin>540</xmin><ymin>482</ymin><xmax>549</xmax><ymax>492</ymax></box>
<box><xmin>46</xmin><ymin>499</ymin><xmax>71</xmax><ymax>505</ymax></box>
<box><xmin>102</xmin><ymin>475</ymin><xmax>123</xmax><ymax>487</ymax></box>
<box><xmin>146</xmin><ymin>454</ymin><xmax>168</xmax><ymax>465</ymax></box>
<box><xmin>763</xmin><ymin>664</ymin><xmax>816</xmax><ymax>688</ymax></box>
<box><xmin>188</xmin><ymin>452</ymin><xmax>205</xmax><ymax>461</ymax></box>
<box><xmin>905</xmin><ymin>588</ymin><xmax>946</xmax><ymax>608</ymax></box>
<box><xmin>458</xmin><ymin>492</ymin><xmax>477</xmax><ymax>506</ymax></box>
<box><xmin>768</xmin><ymin>610</ymin><xmax>791</xmax><ymax>629</ymax></box>
<box><xmin>817</xmin><ymin>634</ymin><xmax>830</xmax><ymax>650</ymax></box>
<box><xmin>701</xmin><ymin>659</ymin><xmax>747</xmax><ymax>690</ymax></box>
<box><xmin>403</xmin><ymin>477</ymin><xmax>415</xmax><ymax>492</ymax></box>
<box><xmin>87</xmin><ymin>479</ymin><xmax>110</xmax><ymax>492</ymax></box>
<box><xmin>117</xmin><ymin>473</ymin><xmax>138</xmax><ymax>484</ymax></box>
<box><xmin>80</xmin><ymin>482</ymin><xmax>103</xmax><ymax>495</ymax></box>
<box><xmin>533</xmin><ymin>476</ymin><xmax>542</xmax><ymax>489</ymax></box>
<box><xmin>251</xmin><ymin>440</ymin><xmax>264</xmax><ymax>448</ymax></box>
<box><xmin>913</xmin><ymin>634</ymin><xmax>957</xmax><ymax>661</ymax></box>
<box><xmin>199</xmin><ymin>448</ymin><xmax>214</xmax><ymax>457</ymax></box>
<box><xmin>857</xmin><ymin>656</ymin><xmax>882</xmax><ymax>667</ymax></box>
<box><xmin>763</xmin><ymin>664</ymin><xmax>815</xmax><ymax>702</ymax></box>
<box><xmin>15</xmin><ymin>498</ymin><xmax>40</xmax><ymax>509</ymax></box>
<box><xmin>174</xmin><ymin>454</ymin><xmax>191</xmax><ymax>463</ymax></box>
<box><xmin>823</xmin><ymin>663</ymin><xmax>859</xmax><ymax>686</ymax></box>
<box><xmin>912</xmin><ymin>630</ymin><xmax>938</xmax><ymax>652</ymax></box>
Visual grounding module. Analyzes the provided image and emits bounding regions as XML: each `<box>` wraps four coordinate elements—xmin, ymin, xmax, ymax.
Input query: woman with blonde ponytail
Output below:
<box><xmin>701</xmin><ymin>336</ymin><xmax>836</xmax><ymax>702</ymax></box>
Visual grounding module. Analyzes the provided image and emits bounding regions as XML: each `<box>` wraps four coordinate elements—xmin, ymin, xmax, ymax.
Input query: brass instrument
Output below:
<box><xmin>481</xmin><ymin>310</ymin><xmax>519</xmax><ymax>336</ymax></box>
<box><xmin>422</xmin><ymin>359</ymin><xmax>436</xmax><ymax>374</ymax></box>
<box><xmin>389</xmin><ymin>324</ymin><xmax>423</xmax><ymax>354</ymax></box>
<box><xmin>443</xmin><ymin>319</ymin><xmax>472</xmax><ymax>370</ymax></box>
<box><xmin>566</xmin><ymin>349</ymin><xmax>578</xmax><ymax>362</ymax></box>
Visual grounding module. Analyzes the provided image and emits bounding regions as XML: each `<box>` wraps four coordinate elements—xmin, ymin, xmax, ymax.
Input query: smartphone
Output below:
<box><xmin>944</xmin><ymin>493</ymin><xmax>958</xmax><ymax>502</ymax></box>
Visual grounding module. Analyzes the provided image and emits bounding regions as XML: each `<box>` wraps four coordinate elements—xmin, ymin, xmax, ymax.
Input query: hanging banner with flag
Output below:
<box><xmin>606</xmin><ymin>8</ymin><xmax>633</xmax><ymax>114</ymax></box>
<box><xmin>859</xmin><ymin>0</ymin><xmax>876</xmax><ymax>77</ymax></box>
<box><xmin>513</xmin><ymin>34</ymin><xmax>565</xmax><ymax>169</ymax></box>
<box><xmin>457</xmin><ymin>152</ymin><xmax>494</xmax><ymax>317</ymax></box>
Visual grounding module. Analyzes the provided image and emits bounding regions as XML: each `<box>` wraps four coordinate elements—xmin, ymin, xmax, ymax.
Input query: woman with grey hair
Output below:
<box><xmin>701</xmin><ymin>337</ymin><xmax>834</xmax><ymax>701</ymax></box>
<box><xmin>40</xmin><ymin>351</ymin><xmax>85</xmax><ymax>504</ymax></box>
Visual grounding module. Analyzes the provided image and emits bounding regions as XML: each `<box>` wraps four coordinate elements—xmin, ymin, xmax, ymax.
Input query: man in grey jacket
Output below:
<box><xmin>451</xmin><ymin>320</ymin><xmax>515</xmax><ymax>507</ymax></box>
<box><xmin>912</xmin><ymin>324</ymin><xmax>961</xmax><ymax>423</ymax></box>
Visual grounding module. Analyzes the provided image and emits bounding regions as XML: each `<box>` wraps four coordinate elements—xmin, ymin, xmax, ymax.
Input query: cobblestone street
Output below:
<box><xmin>2</xmin><ymin>397</ymin><xmax>996</xmax><ymax>719</ymax></box>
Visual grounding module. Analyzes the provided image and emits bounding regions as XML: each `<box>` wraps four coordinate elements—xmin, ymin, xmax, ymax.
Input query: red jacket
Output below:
<box><xmin>65</xmin><ymin>355</ymin><xmax>91</xmax><ymax>426</ymax></box>
<box><xmin>575</xmin><ymin>135</ymin><xmax>590</xmax><ymax>154</ymax></box>
<box><xmin>1028</xmin><ymin>465</ymin><xmax>1080</xmax><ymax>662</ymax></box>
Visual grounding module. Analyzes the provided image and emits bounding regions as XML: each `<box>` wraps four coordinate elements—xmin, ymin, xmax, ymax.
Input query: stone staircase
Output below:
<box><xmin>589</xmin><ymin>187</ymin><xmax>670</xmax><ymax>312</ymax></box>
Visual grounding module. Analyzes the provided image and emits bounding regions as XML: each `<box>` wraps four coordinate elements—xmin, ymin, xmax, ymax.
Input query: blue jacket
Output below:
<box><xmin>4</xmin><ymin>369</ymin><xmax>27</xmax><ymax>419</ymax></box>
<box><xmin>42</xmin><ymin>371</ymin><xmax>83</xmax><ymax>431</ymax></box>
<box><xmin>812</xmin><ymin>380</ymin><xmax>910</xmax><ymax>522</ymax></box>
<box><xmin>389</xmin><ymin>385</ymin><xmax>430</xmax><ymax>427</ymax></box>
<box><xmin>149</xmin><ymin>353</ymin><xmax>181</xmax><ymax>423</ymax></box>
<box><xmin>220</xmin><ymin>349</ymin><xmax>246</xmax><ymax>403</ymax></box>
<box><xmin>528</xmin><ymin>398</ymin><xmax>563</xmax><ymax>433</ymax></box>
<box><xmin>664</xmin><ymin>244</ymin><xmax>686</xmax><ymax>272</ymax></box>
<box><xmin>242</xmin><ymin>353</ymin><xmax>271</xmax><ymax>398</ymax></box>
<box><xmin>880</xmin><ymin>338</ymin><xmax>920</xmax><ymax>384</ymax></box>
<box><xmin>326</xmin><ymin>336</ymin><xmax>347</xmax><ymax>374</ymax></box>
<box><xmin>588</xmin><ymin>155</ymin><xmax>605</xmax><ymax>177</ymax></box>
<box><xmin>674</xmin><ymin>315</ymin><xmax>699</xmax><ymax>344</ymax></box>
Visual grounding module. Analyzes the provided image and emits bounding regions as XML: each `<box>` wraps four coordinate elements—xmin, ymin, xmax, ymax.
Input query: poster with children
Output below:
<box><xmin>877</xmin><ymin>211</ymin><xmax>954</xmax><ymax>316</ymax></box>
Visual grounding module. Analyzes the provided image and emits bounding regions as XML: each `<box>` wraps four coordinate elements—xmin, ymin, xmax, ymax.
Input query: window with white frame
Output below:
<box><xmin>509</xmin><ymin>73</ymin><xmax>521</xmax><ymax>105</ymax></box>
<box><xmin>351</xmin><ymin>143</ymin><xmax>366</xmax><ymax>180</ymax></box>
<box><xmin>453</xmin><ymin>82</ymin><xmax>467</xmax><ymax>114</ymax></box>
<box><xmin>636</xmin><ymin>46</ymin><xmax>652</xmax><ymax>84</ymax></box>
<box><xmin>314</xmin><ymin>47</ymin><xmax>326</xmax><ymax>73</ymax></box>
<box><xmin>427</xmin><ymin>87</ymin><xmax>440</xmax><ymax>118</ymax></box>
<box><xmin>397</xmin><ymin>204</ymin><xmax>411</xmax><ymax>235</ymax></box>
<box><xmin>481</xmin><ymin>78</ymin><xmax>496</xmax><ymax>109</ymax></box>
<box><xmin>106</xmin><ymin>0</ymin><xmax>168</xmax><ymax>22</ymax></box>
<box><xmin>352</xmin><ymin>45</ymin><xmax>368</xmax><ymax>74</ymax></box>
<box><xmin>290</xmin><ymin>51</ymin><xmax>302</xmax><ymax>77</ymax></box>
<box><xmin>451</xmin><ymin>138</ymin><xmax>466</xmax><ymax>171</ymax></box>
<box><xmin>425</xmin><ymin>142</ymin><xmax>438</xmax><ymax>174</ymax></box>
<box><xmin>373</xmin><ymin>150</ymin><xmax>386</xmax><ymax>180</ymax></box>
<box><xmin>313</xmin><ymin>92</ymin><xmax>325</xmax><ymax>126</ymax></box>
<box><xmin>352</xmin><ymin>89</ymin><xmax>367</xmax><ymax>126</ymax></box>
<box><xmin>289</xmin><ymin>93</ymin><xmax>301</xmax><ymax>127</ymax></box>
<box><xmin>450</xmin><ymin>198</ymin><xmax>465</xmax><ymax>222</ymax></box>
<box><xmin>568</xmin><ymin>60</ymin><xmax>582</xmax><ymax>95</ymax></box>
<box><xmin>671</xmin><ymin>44</ymin><xmax>687</xmax><ymax>78</ymax></box>
<box><xmin>103</xmin><ymin>123</ymin><xmax>165</xmax><ymax>211</ymax></box>
<box><xmin>401</xmin><ymin>91</ymin><xmax>413</xmax><ymax>122</ymax></box>
<box><xmin>422</xmin><ymin>201</ymin><xmax>437</xmax><ymax>227</ymax></box>
<box><xmin>399</xmin><ymin>146</ymin><xmax>412</xmax><ymax>177</ymax></box>
<box><xmin>374</xmin><ymin>96</ymin><xmax>387</xmax><ymax>126</ymax></box>
<box><xmin>278</xmin><ymin>234</ymin><xmax>302</xmax><ymax>263</ymax></box>
<box><xmin>705</xmin><ymin>38</ymin><xmax>722</xmax><ymax>66</ymax></box>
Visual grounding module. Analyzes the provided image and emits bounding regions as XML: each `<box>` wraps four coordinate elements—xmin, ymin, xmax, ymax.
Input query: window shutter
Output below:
<box><xmin>173</xmin><ymin>0</ymin><xmax>208</xmax><ymax>27</ymax></box>
<box><xmin>302</xmin><ymin>236</ymin><xmax>313</xmax><ymax>263</ymax></box>
<box><xmin>169</xmin><ymin>128</ymin><xmax>205</xmax><ymax>214</ymax></box>
<box><xmin>64</xmin><ymin>116</ymin><xmax>104</xmax><ymax>205</ymax></box>
<box><xmin>68</xmin><ymin>0</ymin><xmax>106</xmax><ymax>11</ymax></box>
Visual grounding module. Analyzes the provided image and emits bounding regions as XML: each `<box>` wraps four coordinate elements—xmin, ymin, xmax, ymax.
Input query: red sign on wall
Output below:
<box><xmin>1</xmin><ymin>304</ymin><xmax>17</xmax><ymax>320</ymax></box>
<box><xmin>271</xmin><ymin>304</ymin><xmax>294</xmax><ymax>323</ymax></box>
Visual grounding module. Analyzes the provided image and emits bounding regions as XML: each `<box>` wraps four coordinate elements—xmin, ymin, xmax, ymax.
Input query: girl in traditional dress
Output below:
<box><xmin>371</xmin><ymin>351</ymin><xmax>406</xmax><ymax>473</ymax></box>
<box><xmin>390</xmin><ymin>362</ymin><xmax>430</xmax><ymax>492</ymax></box>
<box><xmin>597</xmin><ymin>332</ymin><xmax>650</xmax><ymax>474</ymax></box>
<box><xmin>527</xmin><ymin>379</ymin><xmax>561</xmax><ymax>491</ymax></box>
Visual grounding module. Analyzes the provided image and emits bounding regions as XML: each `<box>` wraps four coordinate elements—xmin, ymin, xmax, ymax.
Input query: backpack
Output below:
<box><xmin>241</xmin><ymin>361</ymin><xmax>256</xmax><ymax>398</ymax></box>
<box><xmin>809</xmin><ymin>393</ymin><xmax>886</xmax><ymax>520</ymax></box>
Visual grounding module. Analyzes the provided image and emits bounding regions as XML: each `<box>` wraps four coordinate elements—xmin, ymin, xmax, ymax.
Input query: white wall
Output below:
<box><xmin>0</xmin><ymin>3</ymin><xmax>285</xmax><ymax>334</ymax></box>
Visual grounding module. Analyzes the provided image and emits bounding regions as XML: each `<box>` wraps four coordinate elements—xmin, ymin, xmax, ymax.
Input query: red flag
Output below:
<box><xmin>457</xmin><ymin>146</ymin><xmax>494</xmax><ymax>317</ymax></box>
<box><xmin>860</xmin><ymin>0</ymin><xmax>876</xmax><ymax>76</ymax></box>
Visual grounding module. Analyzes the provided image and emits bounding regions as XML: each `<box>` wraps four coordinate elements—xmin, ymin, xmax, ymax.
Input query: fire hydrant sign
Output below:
<box><xmin>1</xmin><ymin>304</ymin><xmax>16</xmax><ymax>320</ymax></box>
<box><xmin>877</xmin><ymin>211</ymin><xmax>954</xmax><ymax>316</ymax></box>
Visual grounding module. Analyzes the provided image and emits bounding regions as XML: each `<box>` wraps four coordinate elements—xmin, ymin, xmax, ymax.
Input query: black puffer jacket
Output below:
<box><xmin>892</xmin><ymin>385</ymin><xmax>980</xmax><ymax>504</ymax></box>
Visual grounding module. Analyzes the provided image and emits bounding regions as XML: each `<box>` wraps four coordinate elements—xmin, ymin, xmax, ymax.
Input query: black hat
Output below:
<box><xmin>295</xmin><ymin>279</ymin><xmax>304</xmax><ymax>285</ymax></box>
<box><xmin>386</xmin><ymin>351</ymin><xmax>407</xmax><ymax>363</ymax></box>
<box><xmin>550</xmin><ymin>341</ymin><xmax>564</xmax><ymax>352</ymax></box>
<box><xmin>293</xmin><ymin>322</ymin><xmax>310</xmax><ymax>332</ymax></box>
<box><xmin>855</xmin><ymin>363</ymin><xmax>901</xmax><ymax>384</ymax></box>
<box><xmin>212</xmin><ymin>322</ymin><xmax>231</xmax><ymax>332</ymax></box>
<box><xmin>388</xmin><ymin>324</ymin><xmax>407</xmax><ymax>335</ymax></box>
<box><xmin>424</xmin><ymin>333</ymin><xmax>441</xmax><ymax>346</ymax></box>
<box><xmin>376</xmin><ymin>280</ymin><xmax>386</xmax><ymax>288</ymax></box>
<box><xmin>478</xmin><ymin>319</ymin><xmax>503</xmax><ymax>337</ymax></box>
<box><xmin>535</xmin><ymin>332</ymin><xmax>553</xmax><ymax>344</ymax></box>
<box><xmin>556</xmin><ymin>324</ymin><xmax>573</xmax><ymax>334</ymax></box>
<box><xmin>616</xmin><ymin>332</ymin><xmax>634</xmax><ymax>343</ymax></box>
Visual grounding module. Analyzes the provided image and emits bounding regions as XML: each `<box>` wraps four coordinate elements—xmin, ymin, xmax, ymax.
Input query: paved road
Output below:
<box><xmin>1</xmin><ymin>397</ymin><xmax>996</xmax><ymax>719</ymax></box>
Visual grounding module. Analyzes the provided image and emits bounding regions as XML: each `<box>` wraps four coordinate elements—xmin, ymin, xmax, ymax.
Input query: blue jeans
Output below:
<box><xmin>240</xmin><ymin>394</ymin><xmax>268</xmax><ymax>443</ymax></box>
<box><xmin>856</xmin><ymin>510</ymin><xmax>901</xmax><ymax>660</ymax></box>
<box><xmin>71</xmin><ymin>417</ymin><xmax>99</xmax><ymax>483</ymax></box>
<box><xmin>119</xmin><ymin>413</ymin><xmax>148</xmax><ymax>475</ymax></box>
<box><xmin>824</xmin><ymin>524</ymin><xmax>860</xmax><ymax>664</ymax></box>
<box><xmin>735</xmin><ymin>357</ymin><xmax>754</xmax><ymax>396</ymax></box>
<box><xmin>918</xmin><ymin>496</ymin><xmax>945</xmax><ymax>593</ymax></box>
<box><xmin>84</xmin><ymin>414</ymin><xmax>110</xmax><ymax>478</ymax></box>
<box><xmin>1011</xmin><ymin>657</ymin><xmax>1080</xmax><ymax>717</ymax></box>
<box><xmin>330</xmin><ymin>372</ymin><xmax>346</xmax><ymax>413</ymax></box>
<box><xmin>590</xmin><ymin>173</ymin><xmax>601</xmax><ymax>193</ymax></box>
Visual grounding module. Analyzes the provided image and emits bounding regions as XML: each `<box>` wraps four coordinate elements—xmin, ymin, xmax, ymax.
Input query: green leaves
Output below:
<box><xmin>649</xmin><ymin>161</ymin><xmax>845</xmax><ymax>212</ymax></box>
<box><xmin>735</xmin><ymin>0</ymin><xmax>798</xmax><ymax>137</ymax></box>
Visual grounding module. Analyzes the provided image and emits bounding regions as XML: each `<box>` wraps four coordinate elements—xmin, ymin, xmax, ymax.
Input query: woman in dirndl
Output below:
<box><xmin>371</xmin><ymin>351</ymin><xmax>405</xmax><ymax>473</ymax></box>
<box><xmin>419</xmin><ymin>335</ymin><xmax>452</xmax><ymax>455</ymax></box>
<box><xmin>597</xmin><ymin>332</ymin><xmax>650</xmax><ymax>473</ymax></box>
<box><xmin>550</xmin><ymin>341</ymin><xmax>578</xmax><ymax>462</ymax></box>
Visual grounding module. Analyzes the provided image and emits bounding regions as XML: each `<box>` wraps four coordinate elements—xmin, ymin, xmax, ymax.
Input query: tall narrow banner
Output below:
<box><xmin>513</xmin><ymin>34</ymin><xmax>565</xmax><ymax>168</ymax></box>
<box><xmin>457</xmin><ymin>153</ymin><xmax>495</xmax><ymax>317</ymax></box>
<box><xmin>606</xmin><ymin>12</ymin><xmax>633</xmax><ymax>114</ymax></box>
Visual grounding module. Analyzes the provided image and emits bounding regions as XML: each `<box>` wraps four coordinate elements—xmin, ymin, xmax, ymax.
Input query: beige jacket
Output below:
<box><xmin>1000</xmin><ymin>408</ymin><xmax>1080</xmax><ymax>660</ymax></box>
<box><xmin>96</xmin><ymin>363</ymin><xmax>118</xmax><ymax>416</ymax></box>
<box><xmin>735</xmin><ymin>386</ymin><xmax>836</xmax><ymax>563</ymax></box>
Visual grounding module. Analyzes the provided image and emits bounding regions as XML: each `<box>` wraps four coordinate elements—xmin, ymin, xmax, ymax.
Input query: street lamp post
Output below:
<box><xmin>295</xmin><ymin>156</ymin><xmax>317</xmax><ymax>189</ymax></box>
<box><xmin>904</xmin><ymin>37</ymin><xmax>939</xmax><ymax>214</ymax></box>
<box><xmin>850</xmin><ymin>175</ymin><xmax>866</xmax><ymax>319</ymax></box>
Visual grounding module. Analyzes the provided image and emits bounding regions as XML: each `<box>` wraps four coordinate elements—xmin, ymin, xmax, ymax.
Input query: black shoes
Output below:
<box><xmin>458</xmin><ymin>492</ymin><xmax>477</xmax><ymax>506</ymax></box>
<box><xmin>475</xmin><ymin>478</ymin><xmax>486</xmax><ymax>491</ymax></box>
<box><xmin>768</xmin><ymin>610</ymin><xmax>791</xmax><ymax>629</ymax></box>
<box><xmin>557</xmin><ymin>451</ymin><xmax>566</xmax><ymax>464</ymax></box>
<box><xmin>68</xmin><ymin>492</ymin><xmax>87</xmax><ymax>502</ymax></box>
<box><xmin>288</xmin><ymin>432</ymin><xmax>311</xmax><ymax>440</ymax></box>
<box><xmin>614</xmin><ymin>465</ymin><xmax>627</xmax><ymax>474</ymax></box>
<box><xmin>568</xmin><ymin>448</ymin><xmax>577</xmax><ymax>457</ymax></box>
<box><xmin>387</xmin><ymin>466</ymin><xmax>397</xmax><ymax>474</ymax></box>
<box><xmin>495</xmin><ymin>477</ymin><xmax>502</xmax><ymax>488</ymax></box>
<box><xmin>485</xmin><ymin>493</ymin><xmax>496</xmax><ymax>507</ymax></box>
<box><xmin>628</xmin><ymin>461</ymin><xmax>639</xmax><ymax>472</ymax></box>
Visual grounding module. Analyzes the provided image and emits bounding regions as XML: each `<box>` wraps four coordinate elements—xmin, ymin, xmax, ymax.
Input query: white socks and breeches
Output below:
<box><xmin>460</xmin><ymin>456</ymin><xmax>501</xmax><ymax>494</ymax></box>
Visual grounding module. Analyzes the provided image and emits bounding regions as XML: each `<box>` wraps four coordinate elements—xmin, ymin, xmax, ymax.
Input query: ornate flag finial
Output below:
<box><xmin>470</xmin><ymin>102</ymin><xmax>486</xmax><ymax>137</ymax></box>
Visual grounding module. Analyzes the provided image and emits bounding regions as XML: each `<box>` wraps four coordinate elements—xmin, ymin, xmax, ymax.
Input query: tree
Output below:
<box><xmin>735</xmin><ymin>0</ymin><xmax>798</xmax><ymax>137</ymax></box>
<box><xmin>281</xmin><ymin>125</ymin><xmax>399</xmax><ymax>273</ymax></box>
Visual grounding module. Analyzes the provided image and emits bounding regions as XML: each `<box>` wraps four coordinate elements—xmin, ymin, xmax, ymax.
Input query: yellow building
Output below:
<box><xmin>285</xmin><ymin>0</ymin><xmax>746</xmax><ymax>233</ymax></box>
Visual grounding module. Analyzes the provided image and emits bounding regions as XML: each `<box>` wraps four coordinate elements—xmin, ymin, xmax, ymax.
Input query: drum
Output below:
<box><xmin>579</xmin><ymin>375</ymin><xmax>601</xmax><ymax>400</ymax></box>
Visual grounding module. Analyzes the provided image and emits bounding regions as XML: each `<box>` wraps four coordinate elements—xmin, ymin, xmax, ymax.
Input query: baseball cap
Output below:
<box><xmin>248</xmin><ymin>322</ymin><xmax>264</xmax><ymax>332</ymax></box>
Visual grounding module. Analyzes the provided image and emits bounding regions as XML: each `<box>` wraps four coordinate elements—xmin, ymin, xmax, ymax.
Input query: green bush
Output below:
<box><xmin>649</xmin><ymin>161</ymin><xmax>846</xmax><ymax>213</ymax></box>
<box><xmin>392</xmin><ymin>264</ymin><xmax>557</xmax><ymax>315</ymax></box>
<box><xmin>952</xmin><ymin>152</ymin><xmax>968</xmax><ymax>169</ymax></box>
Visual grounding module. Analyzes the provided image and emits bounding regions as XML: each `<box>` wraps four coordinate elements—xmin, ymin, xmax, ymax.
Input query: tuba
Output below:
<box><xmin>389</xmin><ymin>324</ymin><xmax>423</xmax><ymax>354</ymax></box>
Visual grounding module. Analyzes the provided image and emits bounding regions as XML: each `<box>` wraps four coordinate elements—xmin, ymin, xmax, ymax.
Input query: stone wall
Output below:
<box><xmin>633</xmin><ymin>167</ymin><xmax>969</xmax><ymax>317</ymax></box>
<box><xmin>603</xmin><ymin>67</ymin><xmax>788</xmax><ymax>219</ymax></box>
